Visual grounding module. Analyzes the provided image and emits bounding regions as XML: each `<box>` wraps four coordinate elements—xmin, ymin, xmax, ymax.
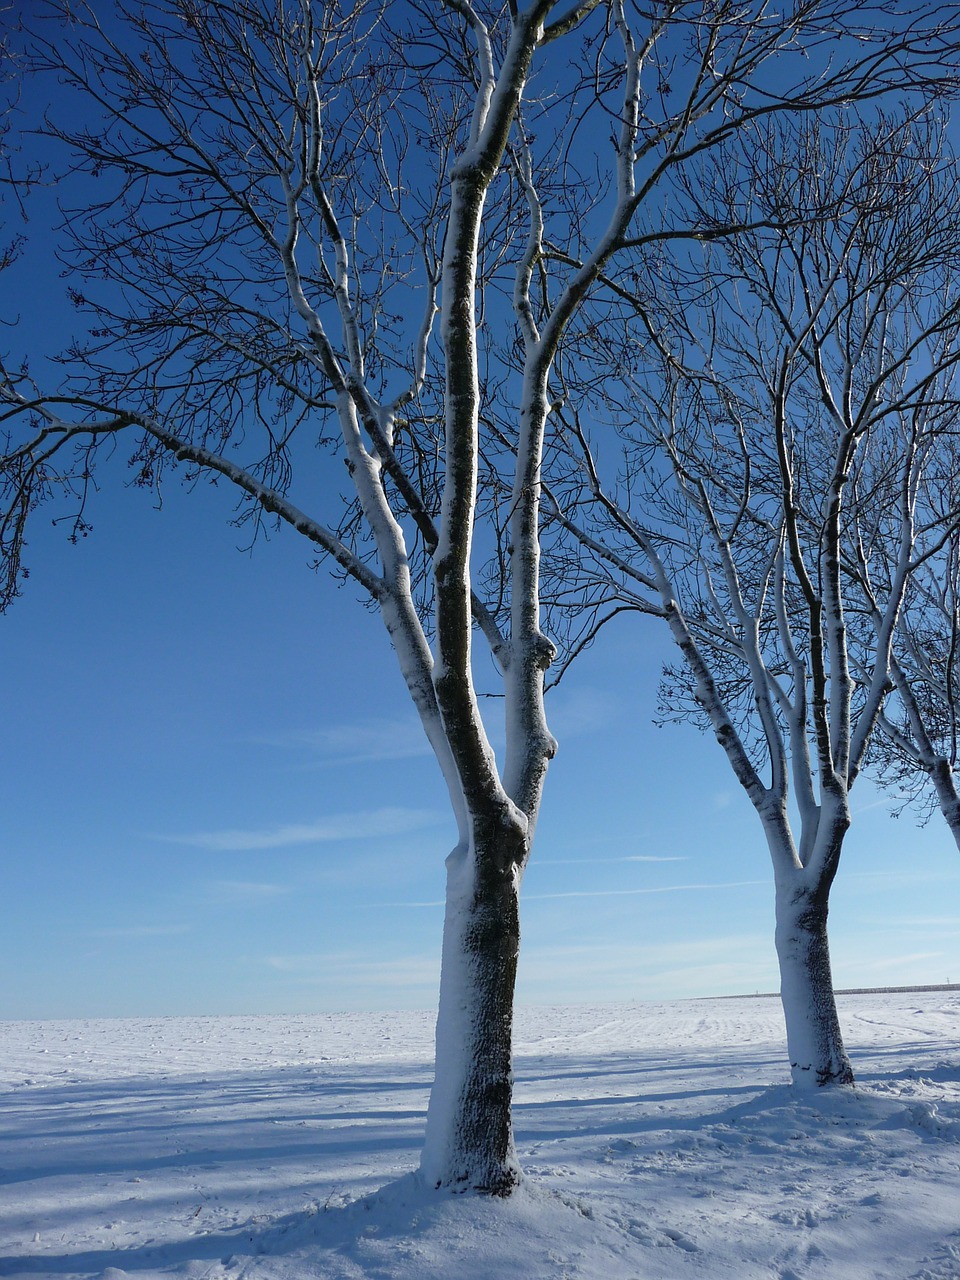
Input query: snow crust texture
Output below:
<box><xmin>2</xmin><ymin>993</ymin><xmax>960</xmax><ymax>1279</ymax></box>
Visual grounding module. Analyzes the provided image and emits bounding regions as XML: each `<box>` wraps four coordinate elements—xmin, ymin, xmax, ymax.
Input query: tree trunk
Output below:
<box><xmin>930</xmin><ymin>756</ymin><xmax>960</xmax><ymax>852</ymax></box>
<box><xmin>775</xmin><ymin>881</ymin><xmax>854</xmax><ymax>1087</ymax></box>
<box><xmin>419</xmin><ymin>817</ymin><xmax>526</xmax><ymax>1195</ymax></box>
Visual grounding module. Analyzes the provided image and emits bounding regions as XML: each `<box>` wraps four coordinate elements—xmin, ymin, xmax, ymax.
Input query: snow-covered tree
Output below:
<box><xmin>855</xmin><ymin>472</ymin><xmax>960</xmax><ymax>846</ymax></box>
<box><xmin>2</xmin><ymin>0</ymin><xmax>960</xmax><ymax>1186</ymax></box>
<box><xmin>543</xmin><ymin>111</ymin><xmax>960</xmax><ymax>1086</ymax></box>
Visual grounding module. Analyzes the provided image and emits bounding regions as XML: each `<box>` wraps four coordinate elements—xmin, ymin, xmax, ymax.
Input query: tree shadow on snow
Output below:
<box><xmin>0</xmin><ymin>1175</ymin><xmax>535</xmax><ymax>1278</ymax></box>
<box><xmin>0</xmin><ymin>1065</ymin><xmax>429</xmax><ymax>1189</ymax></box>
<box><xmin>0</xmin><ymin>1204</ymin><xmax>326</xmax><ymax>1276</ymax></box>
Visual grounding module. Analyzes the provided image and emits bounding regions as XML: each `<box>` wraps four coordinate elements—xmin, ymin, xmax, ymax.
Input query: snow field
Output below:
<box><xmin>2</xmin><ymin>992</ymin><xmax>960</xmax><ymax>1279</ymax></box>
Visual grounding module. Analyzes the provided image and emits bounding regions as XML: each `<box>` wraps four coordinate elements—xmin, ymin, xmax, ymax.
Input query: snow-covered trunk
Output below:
<box><xmin>419</xmin><ymin>12</ymin><xmax>549</xmax><ymax>1196</ymax></box>
<box><xmin>887</xmin><ymin>661</ymin><xmax>960</xmax><ymax>853</ymax></box>
<box><xmin>774</xmin><ymin>876</ymin><xmax>853</xmax><ymax>1087</ymax></box>
<box><xmin>420</xmin><ymin>812</ymin><xmax>527</xmax><ymax>1195</ymax></box>
<box><xmin>930</xmin><ymin>756</ymin><xmax>960</xmax><ymax>852</ymax></box>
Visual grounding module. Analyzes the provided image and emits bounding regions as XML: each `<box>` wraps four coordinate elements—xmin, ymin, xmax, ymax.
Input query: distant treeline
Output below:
<box><xmin>716</xmin><ymin>985</ymin><xmax>960</xmax><ymax>1001</ymax></box>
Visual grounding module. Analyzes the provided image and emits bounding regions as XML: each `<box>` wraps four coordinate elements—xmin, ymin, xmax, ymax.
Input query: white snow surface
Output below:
<box><xmin>3</xmin><ymin>992</ymin><xmax>960</xmax><ymax>1279</ymax></box>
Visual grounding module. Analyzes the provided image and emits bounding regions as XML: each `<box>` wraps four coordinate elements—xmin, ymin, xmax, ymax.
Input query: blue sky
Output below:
<box><xmin>3</xmin><ymin>3</ymin><xmax>960</xmax><ymax>1021</ymax></box>
<box><xmin>2</xmin><ymin>464</ymin><xmax>960</xmax><ymax>1020</ymax></box>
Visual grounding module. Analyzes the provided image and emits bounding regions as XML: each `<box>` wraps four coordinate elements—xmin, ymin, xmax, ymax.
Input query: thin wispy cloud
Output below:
<box><xmin>208</xmin><ymin>880</ymin><xmax>291</xmax><ymax>903</ymax></box>
<box><xmin>545</xmin><ymin>687</ymin><xmax>618</xmax><ymax>738</ymax></box>
<box><xmin>536</xmin><ymin>855</ymin><xmax>688</xmax><ymax>866</ymax></box>
<box><xmin>252</xmin><ymin>717</ymin><xmax>432</xmax><ymax>766</ymax></box>
<box><xmin>851</xmin><ymin>794</ymin><xmax>903</xmax><ymax>816</ymax></box>
<box><xmin>523</xmin><ymin>879</ymin><xmax>767</xmax><ymax>901</ymax></box>
<box><xmin>364</xmin><ymin>878</ymin><xmax>767</xmax><ymax>908</ymax></box>
<box><xmin>86</xmin><ymin>924</ymin><xmax>190</xmax><ymax>939</ymax></box>
<box><xmin>158</xmin><ymin>806</ymin><xmax>444</xmax><ymax>851</ymax></box>
<box><xmin>364</xmin><ymin>899</ymin><xmax>445</xmax><ymax>909</ymax></box>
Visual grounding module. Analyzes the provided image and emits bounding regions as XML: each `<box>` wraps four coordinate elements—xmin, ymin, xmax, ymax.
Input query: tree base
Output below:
<box><xmin>429</xmin><ymin>1167</ymin><xmax>523</xmax><ymax>1197</ymax></box>
<box><xmin>790</xmin><ymin>1059</ymin><xmax>855</xmax><ymax>1088</ymax></box>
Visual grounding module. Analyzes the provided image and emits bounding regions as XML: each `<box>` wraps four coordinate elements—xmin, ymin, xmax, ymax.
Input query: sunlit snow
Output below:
<box><xmin>2</xmin><ymin>991</ymin><xmax>959</xmax><ymax>1279</ymax></box>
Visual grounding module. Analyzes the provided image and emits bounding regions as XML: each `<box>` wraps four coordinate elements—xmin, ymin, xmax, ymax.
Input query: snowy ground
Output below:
<box><xmin>2</xmin><ymin>991</ymin><xmax>960</xmax><ymax>1280</ymax></box>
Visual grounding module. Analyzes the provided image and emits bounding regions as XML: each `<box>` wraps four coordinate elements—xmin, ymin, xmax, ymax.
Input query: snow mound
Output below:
<box><xmin>222</xmin><ymin>1174</ymin><xmax>653</xmax><ymax>1280</ymax></box>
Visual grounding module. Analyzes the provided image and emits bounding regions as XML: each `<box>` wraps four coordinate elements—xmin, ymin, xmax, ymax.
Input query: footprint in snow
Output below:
<box><xmin>910</xmin><ymin>1236</ymin><xmax>960</xmax><ymax>1279</ymax></box>
<box><xmin>662</xmin><ymin>1228</ymin><xmax>699</xmax><ymax>1252</ymax></box>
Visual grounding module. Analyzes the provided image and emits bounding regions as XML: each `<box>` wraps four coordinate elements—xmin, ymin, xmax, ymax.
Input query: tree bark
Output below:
<box><xmin>420</xmin><ymin>813</ymin><xmax>527</xmax><ymax>1195</ymax></box>
<box><xmin>929</xmin><ymin>756</ymin><xmax>960</xmax><ymax>852</ymax></box>
<box><xmin>775</xmin><ymin>880</ymin><xmax>854</xmax><ymax>1087</ymax></box>
<box><xmin>419</xmin><ymin>814</ymin><xmax>527</xmax><ymax>1192</ymax></box>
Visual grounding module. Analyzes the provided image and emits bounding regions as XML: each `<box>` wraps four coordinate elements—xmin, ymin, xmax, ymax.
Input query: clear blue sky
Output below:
<box><xmin>3</xmin><ymin>3</ymin><xmax>960</xmax><ymax>1021</ymax></box>
<box><xmin>3</xmin><ymin>465</ymin><xmax>959</xmax><ymax>1020</ymax></box>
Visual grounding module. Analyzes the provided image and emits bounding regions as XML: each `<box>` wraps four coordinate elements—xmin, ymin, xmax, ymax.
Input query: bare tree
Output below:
<box><xmin>0</xmin><ymin>3</ymin><xmax>35</xmax><ymax>271</ymax></box>
<box><xmin>2</xmin><ymin>0</ymin><xmax>960</xmax><ymax>1189</ymax></box>
<box><xmin>543</xmin><ymin>111</ymin><xmax>960</xmax><ymax>1086</ymax></box>
<box><xmin>854</xmin><ymin>471</ymin><xmax>960</xmax><ymax>844</ymax></box>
